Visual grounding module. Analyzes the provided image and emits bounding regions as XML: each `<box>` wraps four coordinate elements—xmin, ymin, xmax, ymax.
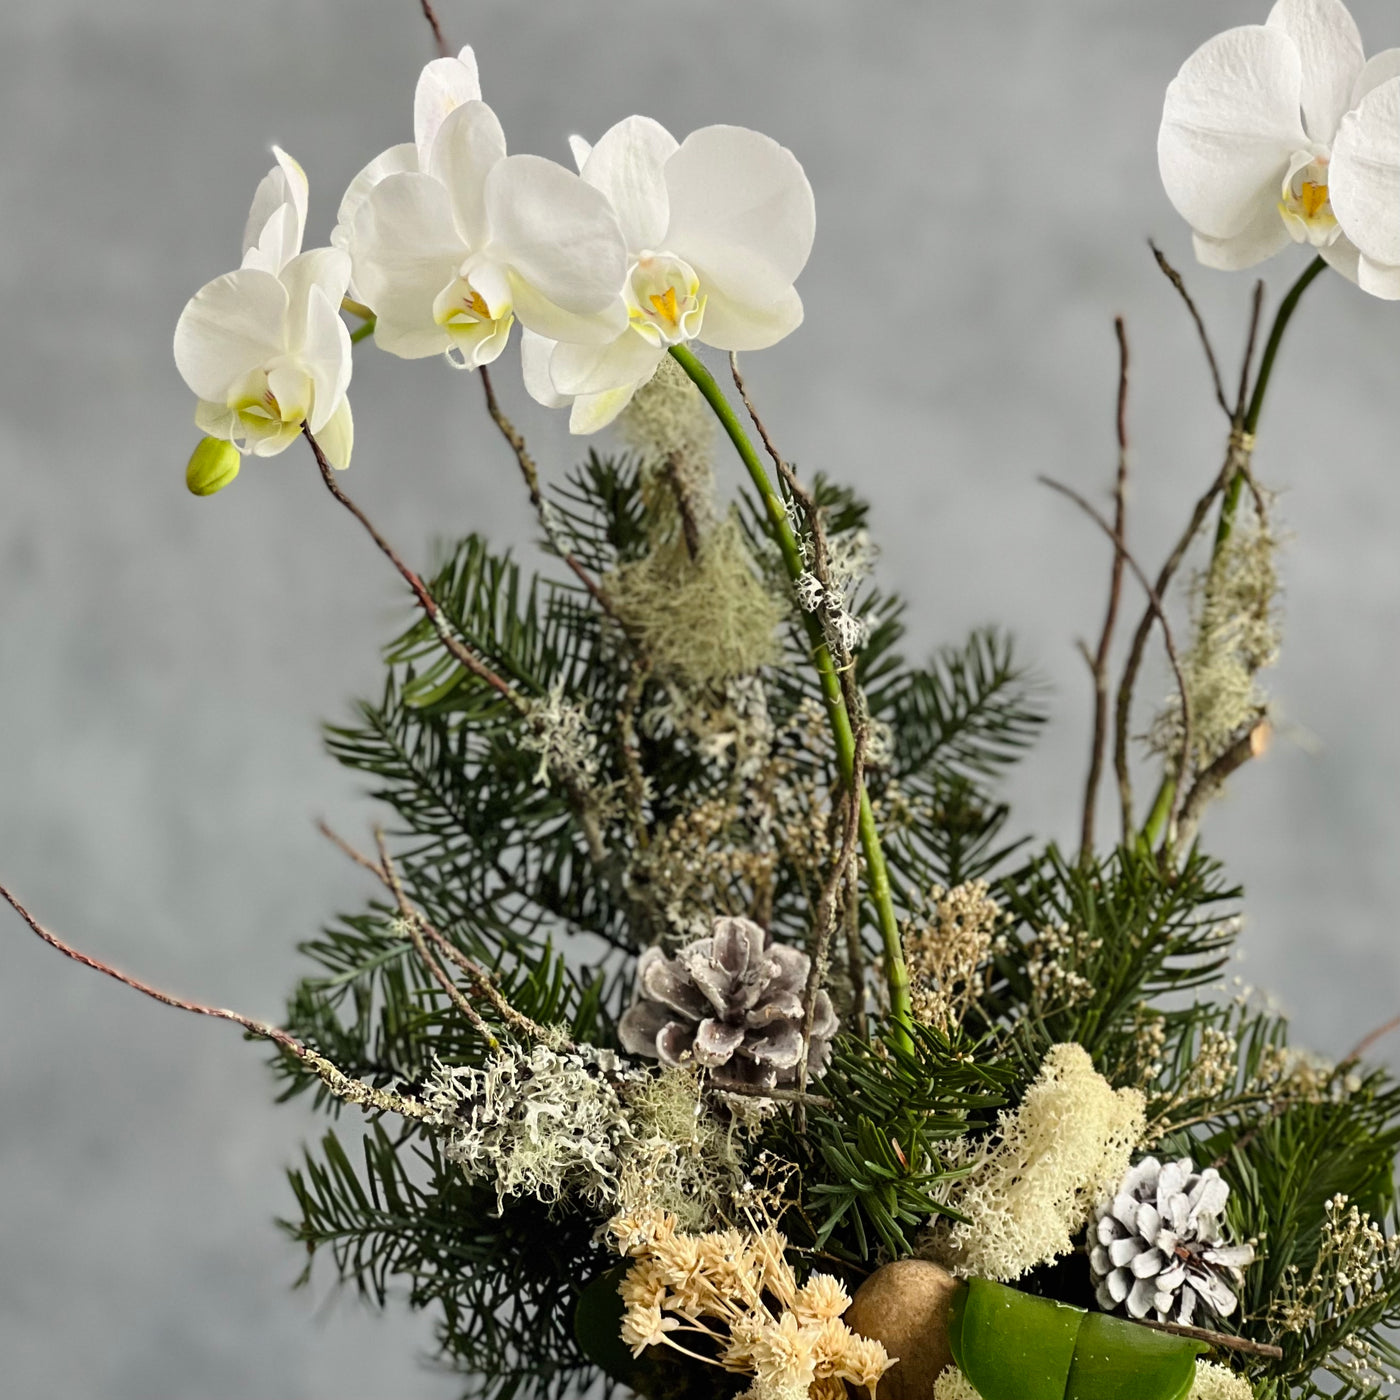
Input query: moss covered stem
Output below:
<box><xmin>668</xmin><ymin>344</ymin><xmax>911</xmax><ymax>1043</ymax></box>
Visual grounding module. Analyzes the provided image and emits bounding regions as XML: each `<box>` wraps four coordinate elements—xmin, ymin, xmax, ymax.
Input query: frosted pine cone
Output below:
<box><xmin>1090</xmin><ymin>1156</ymin><xmax>1254</xmax><ymax>1324</ymax></box>
<box><xmin>617</xmin><ymin>917</ymin><xmax>837</xmax><ymax>1090</ymax></box>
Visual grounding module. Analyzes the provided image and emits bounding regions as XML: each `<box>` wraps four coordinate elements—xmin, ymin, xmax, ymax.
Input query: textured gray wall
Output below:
<box><xmin>2</xmin><ymin>1</ymin><xmax>1398</xmax><ymax>1395</ymax></box>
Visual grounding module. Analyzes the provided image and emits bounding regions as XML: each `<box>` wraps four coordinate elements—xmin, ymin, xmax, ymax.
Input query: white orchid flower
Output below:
<box><xmin>174</xmin><ymin>147</ymin><xmax>355</xmax><ymax>469</ymax></box>
<box><xmin>521</xmin><ymin>117</ymin><xmax>815</xmax><ymax>434</ymax></box>
<box><xmin>331</xmin><ymin>45</ymin><xmax>482</xmax><ymax>279</ymax></box>
<box><xmin>340</xmin><ymin>52</ymin><xmax>628</xmax><ymax>370</ymax></box>
<box><xmin>520</xmin><ymin>121</ymin><xmax>817</xmax><ymax>434</ymax></box>
<box><xmin>1159</xmin><ymin>0</ymin><xmax>1400</xmax><ymax>298</ymax></box>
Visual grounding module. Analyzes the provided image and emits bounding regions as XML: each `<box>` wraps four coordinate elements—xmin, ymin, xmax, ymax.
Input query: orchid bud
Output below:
<box><xmin>185</xmin><ymin>437</ymin><xmax>241</xmax><ymax>497</ymax></box>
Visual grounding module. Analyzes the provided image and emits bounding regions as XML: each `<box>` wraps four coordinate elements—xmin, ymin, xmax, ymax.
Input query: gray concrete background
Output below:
<box><xmin>2</xmin><ymin>1</ymin><xmax>1398</xmax><ymax>1395</ymax></box>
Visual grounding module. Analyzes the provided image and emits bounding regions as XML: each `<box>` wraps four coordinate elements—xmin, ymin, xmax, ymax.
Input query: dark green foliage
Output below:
<box><xmin>767</xmin><ymin>1023</ymin><xmax>1017</xmax><ymax>1263</ymax></box>
<box><xmin>283</xmin><ymin>1122</ymin><xmax>613</xmax><ymax>1400</ymax></box>
<box><xmin>973</xmin><ymin>844</ymin><xmax>1239</xmax><ymax>1081</ymax></box>
<box><xmin>272</xmin><ymin>451</ymin><xmax>1049</xmax><ymax>1397</ymax></box>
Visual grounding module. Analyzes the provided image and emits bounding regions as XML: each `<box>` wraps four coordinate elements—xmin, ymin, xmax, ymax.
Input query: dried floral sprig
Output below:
<box><xmin>607</xmin><ymin>1206</ymin><xmax>891</xmax><ymax>1400</ymax></box>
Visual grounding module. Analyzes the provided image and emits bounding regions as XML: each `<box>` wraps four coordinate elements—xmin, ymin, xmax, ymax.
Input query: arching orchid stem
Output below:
<box><xmin>417</xmin><ymin>0</ymin><xmax>449</xmax><ymax>57</ymax></box>
<box><xmin>302</xmin><ymin>425</ymin><xmax>522</xmax><ymax>709</ymax></box>
<box><xmin>0</xmin><ymin>879</ymin><xmax>432</xmax><ymax>1121</ymax></box>
<box><xmin>667</xmin><ymin>343</ymin><xmax>911</xmax><ymax>1047</ymax></box>
<box><xmin>1215</xmin><ymin>254</ymin><xmax>1326</xmax><ymax>551</ymax></box>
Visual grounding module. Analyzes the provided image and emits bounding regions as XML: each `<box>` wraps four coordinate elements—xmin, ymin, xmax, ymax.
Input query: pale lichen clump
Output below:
<box><xmin>933</xmin><ymin>1366</ymin><xmax>982</xmax><ymax>1400</ymax></box>
<box><xmin>518</xmin><ymin>681</ymin><xmax>604</xmax><ymax>788</ymax></box>
<box><xmin>427</xmin><ymin>1046</ymin><xmax>750</xmax><ymax>1226</ymax></box>
<box><xmin>928</xmin><ymin>1042</ymin><xmax>1146</xmax><ymax>1281</ymax></box>
<box><xmin>618</xmin><ymin>351</ymin><xmax>715</xmax><ymax>473</ymax></box>
<box><xmin>903</xmin><ymin>881</ymin><xmax>1002</xmax><ymax>1031</ymax></box>
<box><xmin>607</xmin><ymin>1206</ymin><xmax>892</xmax><ymax>1400</ymax></box>
<box><xmin>1152</xmin><ymin>501</ymin><xmax>1281</xmax><ymax>770</ymax></box>
<box><xmin>426</xmin><ymin>1043</ymin><xmax>639</xmax><ymax>1211</ymax></box>
<box><xmin>606</xmin><ymin>515</ymin><xmax>784</xmax><ymax>687</ymax></box>
<box><xmin>1189</xmin><ymin>1360</ymin><xmax>1257</xmax><ymax>1400</ymax></box>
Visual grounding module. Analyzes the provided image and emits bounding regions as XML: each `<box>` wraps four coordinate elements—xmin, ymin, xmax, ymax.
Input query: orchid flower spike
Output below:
<box><xmin>173</xmin><ymin>148</ymin><xmax>355</xmax><ymax>470</ymax></box>
<box><xmin>337</xmin><ymin>48</ymin><xmax>628</xmax><ymax>369</ymax></box>
<box><xmin>522</xmin><ymin>118</ymin><xmax>815</xmax><ymax>433</ymax></box>
<box><xmin>1159</xmin><ymin>0</ymin><xmax>1400</xmax><ymax>298</ymax></box>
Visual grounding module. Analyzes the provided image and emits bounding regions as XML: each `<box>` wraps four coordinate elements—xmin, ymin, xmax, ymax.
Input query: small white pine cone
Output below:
<box><xmin>1089</xmin><ymin>1156</ymin><xmax>1255</xmax><ymax>1325</ymax></box>
<box><xmin>617</xmin><ymin>917</ymin><xmax>837</xmax><ymax>1090</ymax></box>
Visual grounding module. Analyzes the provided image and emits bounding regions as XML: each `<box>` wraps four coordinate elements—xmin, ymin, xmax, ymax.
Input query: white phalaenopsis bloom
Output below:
<box><xmin>1159</xmin><ymin>0</ymin><xmax>1400</xmax><ymax>298</ymax></box>
<box><xmin>339</xmin><ymin>49</ymin><xmax>628</xmax><ymax>369</ymax></box>
<box><xmin>522</xmin><ymin>117</ymin><xmax>815</xmax><ymax>433</ymax></box>
<box><xmin>174</xmin><ymin>148</ymin><xmax>355</xmax><ymax>468</ymax></box>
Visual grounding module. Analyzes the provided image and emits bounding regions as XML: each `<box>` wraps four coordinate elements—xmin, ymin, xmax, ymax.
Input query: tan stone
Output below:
<box><xmin>843</xmin><ymin>1259</ymin><xmax>960</xmax><ymax>1400</ymax></box>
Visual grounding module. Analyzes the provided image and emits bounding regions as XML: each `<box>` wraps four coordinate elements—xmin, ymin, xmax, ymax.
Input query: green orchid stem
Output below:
<box><xmin>668</xmin><ymin>343</ymin><xmax>911</xmax><ymax>1046</ymax></box>
<box><xmin>350</xmin><ymin>315</ymin><xmax>377</xmax><ymax>345</ymax></box>
<box><xmin>1140</xmin><ymin>255</ymin><xmax>1326</xmax><ymax>854</ymax></box>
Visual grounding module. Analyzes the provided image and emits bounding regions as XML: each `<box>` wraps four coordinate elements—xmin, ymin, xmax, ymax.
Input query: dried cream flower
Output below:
<box><xmin>621</xmin><ymin>1302</ymin><xmax>682</xmax><ymax>1357</ymax></box>
<box><xmin>1189</xmin><ymin>1360</ymin><xmax>1256</xmax><ymax>1400</ymax></box>
<box><xmin>793</xmin><ymin>1274</ymin><xmax>851</xmax><ymax>1324</ymax></box>
<box><xmin>934</xmin><ymin>1366</ymin><xmax>982</xmax><ymax>1400</ymax></box>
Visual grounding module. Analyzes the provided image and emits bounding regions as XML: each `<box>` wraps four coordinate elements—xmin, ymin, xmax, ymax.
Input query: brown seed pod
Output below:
<box><xmin>843</xmin><ymin>1259</ymin><xmax>960</xmax><ymax>1400</ymax></box>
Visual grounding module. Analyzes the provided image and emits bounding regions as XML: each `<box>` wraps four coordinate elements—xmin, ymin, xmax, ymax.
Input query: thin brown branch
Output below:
<box><xmin>477</xmin><ymin>368</ymin><xmax>620</xmax><ymax>618</ymax></box>
<box><xmin>418</xmin><ymin>0</ymin><xmax>450</xmax><ymax>57</ymax></box>
<box><xmin>1131</xmin><ymin>1317</ymin><xmax>1283</xmax><ymax>1361</ymax></box>
<box><xmin>1236</xmin><ymin>281</ymin><xmax>1266</xmax><ymax>419</ymax></box>
<box><xmin>1151</xmin><ymin>241</ymin><xmax>1230</xmax><ymax>419</ymax></box>
<box><xmin>1042</xmin><ymin>476</ymin><xmax>1193</xmax><ymax>844</ymax></box>
<box><xmin>302</xmin><ymin>426</ymin><xmax>521</xmax><ymax>709</ymax></box>
<box><xmin>1344</xmin><ymin>1013</ymin><xmax>1400</xmax><ymax>1066</ymax></box>
<box><xmin>1175</xmin><ymin>719</ymin><xmax>1271</xmax><ymax>852</ymax></box>
<box><xmin>843</xmin><ymin>868</ymin><xmax>869</xmax><ymax>1043</ymax></box>
<box><xmin>0</xmin><ymin>880</ymin><xmax>432</xmax><ymax>1120</ymax></box>
<box><xmin>1080</xmin><ymin>318</ymin><xmax>1130</xmax><ymax>864</ymax></box>
<box><xmin>373</xmin><ymin>831</ymin><xmax>502</xmax><ymax>1051</ymax></box>
<box><xmin>664</xmin><ymin>454</ymin><xmax>704</xmax><ymax>561</ymax></box>
<box><xmin>713</xmin><ymin>1080</ymin><xmax>833</xmax><ymax>1110</ymax></box>
<box><xmin>1113</xmin><ymin>441</ymin><xmax>1239</xmax><ymax>839</ymax></box>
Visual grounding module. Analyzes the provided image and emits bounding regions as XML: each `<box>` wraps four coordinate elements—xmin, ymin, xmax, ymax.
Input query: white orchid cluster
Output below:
<box><xmin>173</xmin><ymin>45</ymin><xmax>813</xmax><ymax>485</ymax></box>
<box><xmin>1159</xmin><ymin>0</ymin><xmax>1400</xmax><ymax>293</ymax></box>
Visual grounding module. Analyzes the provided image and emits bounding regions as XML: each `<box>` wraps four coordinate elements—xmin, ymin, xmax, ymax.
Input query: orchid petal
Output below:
<box><xmin>316</xmin><ymin>396</ymin><xmax>354</xmax><ymax>470</ymax></box>
<box><xmin>485</xmin><ymin>153</ymin><xmax>628</xmax><ymax>315</ymax></box>
<box><xmin>550</xmin><ymin>330</ymin><xmax>663</xmax><ymax>396</ymax></box>
<box><xmin>698</xmin><ymin>283</ymin><xmax>804</xmax><ymax>352</ymax></box>
<box><xmin>414</xmin><ymin>46</ymin><xmax>483</xmax><ymax>169</ymax></box>
<box><xmin>1191</xmin><ymin>207</ymin><xmax>1294</xmax><ymax>269</ymax></box>
<box><xmin>174</xmin><ymin>268</ymin><xmax>289</xmax><ymax>403</ymax></box>
<box><xmin>664</xmin><ymin>125</ymin><xmax>815</xmax><ymax>307</ymax></box>
<box><xmin>507</xmin><ymin>270</ymin><xmax>628</xmax><ymax>345</ymax></box>
<box><xmin>568</xmin><ymin>134</ymin><xmax>592</xmax><ymax>172</ymax></box>
<box><xmin>242</xmin><ymin>146</ymin><xmax>309</xmax><ymax>273</ymax></box>
<box><xmin>1320</xmin><ymin>235</ymin><xmax>1361</xmax><ymax>282</ymax></box>
<box><xmin>194</xmin><ymin>399</ymin><xmax>238</xmax><ymax>442</ymax></box>
<box><xmin>1353</xmin><ymin>48</ymin><xmax>1400</xmax><ymax>104</ymax></box>
<box><xmin>351</xmin><ymin>172</ymin><xmax>464</xmax><ymax>359</ymax></box>
<box><xmin>1159</xmin><ymin>25</ymin><xmax>1306</xmax><ymax>241</ymax></box>
<box><xmin>300</xmin><ymin>284</ymin><xmax>353</xmax><ymax>433</ymax></box>
<box><xmin>1266</xmin><ymin>0</ymin><xmax>1365</xmax><ymax>143</ymax></box>
<box><xmin>1330</xmin><ymin>77</ymin><xmax>1400</xmax><ymax>273</ymax></box>
<box><xmin>568</xmin><ymin>382</ymin><xmax>643</xmax><ymax>434</ymax></box>
<box><xmin>1357</xmin><ymin>253</ymin><xmax>1400</xmax><ymax>299</ymax></box>
<box><xmin>333</xmin><ymin>143</ymin><xmax>418</xmax><ymax>258</ymax></box>
<box><xmin>429</xmin><ymin>101</ymin><xmax>508</xmax><ymax>249</ymax></box>
<box><xmin>581</xmin><ymin>115</ymin><xmax>678</xmax><ymax>251</ymax></box>
<box><xmin>280</xmin><ymin>247</ymin><xmax>352</xmax><ymax>354</ymax></box>
<box><xmin>520</xmin><ymin>330</ymin><xmax>570</xmax><ymax>408</ymax></box>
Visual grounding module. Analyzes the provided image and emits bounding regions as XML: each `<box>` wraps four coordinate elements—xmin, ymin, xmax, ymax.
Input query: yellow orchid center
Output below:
<box><xmin>432</xmin><ymin>271</ymin><xmax>514</xmax><ymax>368</ymax></box>
<box><xmin>627</xmin><ymin>251</ymin><xmax>705</xmax><ymax>348</ymax></box>
<box><xmin>1279</xmin><ymin>151</ymin><xmax>1340</xmax><ymax>249</ymax></box>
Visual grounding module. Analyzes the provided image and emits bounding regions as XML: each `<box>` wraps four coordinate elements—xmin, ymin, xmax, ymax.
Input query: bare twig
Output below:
<box><xmin>1113</xmin><ymin>439</ymin><xmax>1240</xmax><ymax>839</ymax></box>
<box><xmin>1132</xmin><ymin>1317</ymin><xmax>1283</xmax><ymax>1361</ymax></box>
<box><xmin>418</xmin><ymin>0</ymin><xmax>450</xmax><ymax>57</ymax></box>
<box><xmin>663</xmin><ymin>454</ymin><xmax>704</xmax><ymax>561</ymax></box>
<box><xmin>1344</xmin><ymin>1013</ymin><xmax>1400</xmax><ymax>1066</ymax></box>
<box><xmin>714</xmin><ymin>1081</ymin><xmax>833</xmax><ymax>1110</ymax></box>
<box><xmin>1175</xmin><ymin>719</ymin><xmax>1271</xmax><ymax>852</ymax></box>
<box><xmin>0</xmin><ymin>880</ymin><xmax>433</xmax><ymax>1120</ymax></box>
<box><xmin>1080</xmin><ymin>319</ymin><xmax>1131</xmax><ymax>864</ymax></box>
<box><xmin>477</xmin><ymin>368</ymin><xmax>620</xmax><ymax>617</ymax></box>
<box><xmin>303</xmin><ymin>426</ymin><xmax>522</xmax><ymax>709</ymax></box>
<box><xmin>1151</xmin><ymin>241</ymin><xmax>1230</xmax><ymax>419</ymax></box>
<box><xmin>1042</xmin><ymin>476</ymin><xmax>1193</xmax><ymax>845</ymax></box>
<box><xmin>843</xmin><ymin>867</ymin><xmax>869</xmax><ymax>1043</ymax></box>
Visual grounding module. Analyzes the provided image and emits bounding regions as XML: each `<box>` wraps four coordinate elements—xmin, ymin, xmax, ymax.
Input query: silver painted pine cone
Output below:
<box><xmin>617</xmin><ymin>917</ymin><xmax>838</xmax><ymax>1090</ymax></box>
<box><xmin>1090</xmin><ymin>1155</ymin><xmax>1254</xmax><ymax>1325</ymax></box>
